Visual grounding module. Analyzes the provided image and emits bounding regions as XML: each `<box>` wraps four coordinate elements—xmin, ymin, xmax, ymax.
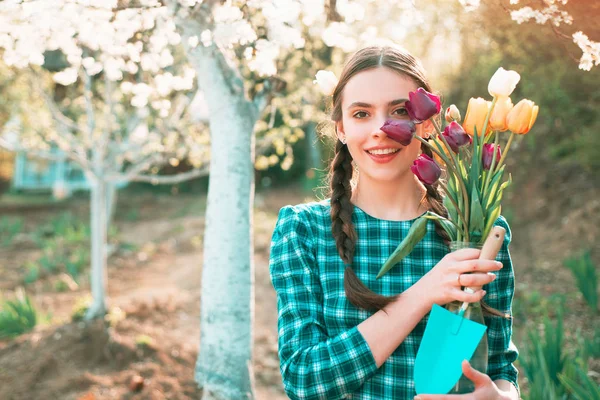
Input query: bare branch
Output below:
<box><xmin>82</xmin><ymin>68</ymin><xmax>96</xmax><ymax>141</ymax></box>
<box><xmin>29</xmin><ymin>73</ymin><xmax>82</xmax><ymax>136</ymax></box>
<box><xmin>0</xmin><ymin>138</ymin><xmax>71</xmax><ymax>163</ymax></box>
<box><xmin>125</xmin><ymin>165</ymin><xmax>210</xmax><ymax>184</ymax></box>
<box><xmin>109</xmin><ymin>152</ymin><xmax>166</xmax><ymax>182</ymax></box>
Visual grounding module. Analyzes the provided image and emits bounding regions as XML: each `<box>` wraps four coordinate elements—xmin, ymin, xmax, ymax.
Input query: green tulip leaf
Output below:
<box><xmin>483</xmin><ymin>205</ymin><xmax>502</xmax><ymax>240</ymax></box>
<box><xmin>483</xmin><ymin>164</ymin><xmax>506</xmax><ymax>208</ymax></box>
<box><xmin>443</xmin><ymin>195</ymin><xmax>458</xmax><ymax>226</ymax></box>
<box><xmin>423</xmin><ymin>211</ymin><xmax>458</xmax><ymax>240</ymax></box>
<box><xmin>469</xmin><ymin>185</ymin><xmax>485</xmax><ymax>235</ymax></box>
<box><xmin>376</xmin><ymin>216</ymin><xmax>429</xmax><ymax>279</ymax></box>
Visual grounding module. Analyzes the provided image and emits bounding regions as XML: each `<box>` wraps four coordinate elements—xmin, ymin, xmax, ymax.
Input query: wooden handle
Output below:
<box><xmin>464</xmin><ymin>225</ymin><xmax>506</xmax><ymax>294</ymax></box>
<box><xmin>479</xmin><ymin>225</ymin><xmax>506</xmax><ymax>261</ymax></box>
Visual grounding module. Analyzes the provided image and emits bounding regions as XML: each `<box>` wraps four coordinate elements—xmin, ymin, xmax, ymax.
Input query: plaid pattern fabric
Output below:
<box><xmin>269</xmin><ymin>199</ymin><xmax>519</xmax><ymax>400</ymax></box>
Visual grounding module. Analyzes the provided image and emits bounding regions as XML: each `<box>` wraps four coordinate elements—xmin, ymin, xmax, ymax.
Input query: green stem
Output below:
<box><xmin>415</xmin><ymin>135</ymin><xmax>470</xmax><ymax>236</ymax></box>
<box><xmin>494</xmin><ymin>131</ymin><xmax>515</xmax><ymax>174</ymax></box>
<box><xmin>481</xmin><ymin>97</ymin><xmax>497</xmax><ymax>143</ymax></box>
<box><xmin>482</xmin><ymin>131</ymin><xmax>499</xmax><ymax>195</ymax></box>
<box><xmin>431</xmin><ymin>119</ymin><xmax>461</xmax><ymax>174</ymax></box>
<box><xmin>437</xmin><ymin>181</ymin><xmax>469</xmax><ymax>236</ymax></box>
<box><xmin>432</xmin><ymin>119</ymin><xmax>471</xmax><ymax>242</ymax></box>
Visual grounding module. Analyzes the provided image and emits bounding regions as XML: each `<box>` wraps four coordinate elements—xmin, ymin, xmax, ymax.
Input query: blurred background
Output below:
<box><xmin>0</xmin><ymin>1</ymin><xmax>598</xmax><ymax>399</ymax></box>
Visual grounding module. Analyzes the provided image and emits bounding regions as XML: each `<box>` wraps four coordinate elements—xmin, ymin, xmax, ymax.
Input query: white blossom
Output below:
<box><xmin>53</xmin><ymin>68</ymin><xmax>79</xmax><ymax>85</ymax></box>
<box><xmin>188</xmin><ymin>35</ymin><xmax>199</xmax><ymax>48</ymax></box>
<box><xmin>313</xmin><ymin>70</ymin><xmax>338</xmax><ymax>96</ymax></box>
<box><xmin>200</xmin><ymin>30</ymin><xmax>213</xmax><ymax>47</ymax></box>
<box><xmin>573</xmin><ymin>31</ymin><xmax>600</xmax><ymax>71</ymax></box>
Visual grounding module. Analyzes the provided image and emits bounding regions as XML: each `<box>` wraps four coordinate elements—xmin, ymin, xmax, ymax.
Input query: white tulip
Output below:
<box><xmin>488</xmin><ymin>67</ymin><xmax>521</xmax><ymax>98</ymax></box>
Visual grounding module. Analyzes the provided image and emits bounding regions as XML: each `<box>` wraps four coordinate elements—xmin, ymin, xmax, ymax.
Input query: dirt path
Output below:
<box><xmin>0</xmin><ymin>192</ymin><xmax>293</xmax><ymax>400</ymax></box>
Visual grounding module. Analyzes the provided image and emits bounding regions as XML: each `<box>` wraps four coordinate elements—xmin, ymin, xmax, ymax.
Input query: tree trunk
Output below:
<box><xmin>106</xmin><ymin>182</ymin><xmax>117</xmax><ymax>226</ymax></box>
<box><xmin>85</xmin><ymin>176</ymin><xmax>108</xmax><ymax>320</ymax></box>
<box><xmin>183</xmin><ymin>43</ymin><xmax>257</xmax><ymax>399</ymax></box>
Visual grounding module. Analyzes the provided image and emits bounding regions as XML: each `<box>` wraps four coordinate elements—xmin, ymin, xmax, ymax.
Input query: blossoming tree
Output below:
<box><xmin>0</xmin><ymin>1</ymin><xmax>217</xmax><ymax>323</ymax></box>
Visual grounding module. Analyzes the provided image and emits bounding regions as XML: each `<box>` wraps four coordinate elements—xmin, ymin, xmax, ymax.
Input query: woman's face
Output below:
<box><xmin>337</xmin><ymin>67</ymin><xmax>430</xmax><ymax>184</ymax></box>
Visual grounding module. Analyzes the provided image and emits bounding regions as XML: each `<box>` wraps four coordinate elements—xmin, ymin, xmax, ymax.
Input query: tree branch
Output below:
<box><xmin>125</xmin><ymin>165</ymin><xmax>210</xmax><ymax>184</ymax></box>
<box><xmin>82</xmin><ymin>67</ymin><xmax>96</xmax><ymax>144</ymax></box>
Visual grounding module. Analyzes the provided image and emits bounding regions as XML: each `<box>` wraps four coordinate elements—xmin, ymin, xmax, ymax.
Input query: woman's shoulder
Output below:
<box><xmin>276</xmin><ymin>198</ymin><xmax>331</xmax><ymax>224</ymax></box>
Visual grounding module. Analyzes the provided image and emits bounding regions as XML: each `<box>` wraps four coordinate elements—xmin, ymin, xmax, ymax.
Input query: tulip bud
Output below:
<box><xmin>313</xmin><ymin>70</ymin><xmax>338</xmax><ymax>96</ymax></box>
<box><xmin>405</xmin><ymin>88</ymin><xmax>441</xmax><ymax>123</ymax></box>
<box><xmin>482</xmin><ymin>144</ymin><xmax>502</xmax><ymax>170</ymax></box>
<box><xmin>445</xmin><ymin>105</ymin><xmax>461</xmax><ymax>123</ymax></box>
<box><xmin>489</xmin><ymin>96</ymin><xmax>514</xmax><ymax>132</ymax></box>
<box><xmin>506</xmin><ymin>99</ymin><xmax>539</xmax><ymax>134</ymax></box>
<box><xmin>488</xmin><ymin>67</ymin><xmax>521</xmax><ymax>98</ymax></box>
<box><xmin>381</xmin><ymin>119</ymin><xmax>416</xmax><ymax>146</ymax></box>
<box><xmin>462</xmin><ymin>97</ymin><xmax>492</xmax><ymax>136</ymax></box>
<box><xmin>411</xmin><ymin>154</ymin><xmax>441</xmax><ymax>185</ymax></box>
<box><xmin>442</xmin><ymin>121</ymin><xmax>472</xmax><ymax>153</ymax></box>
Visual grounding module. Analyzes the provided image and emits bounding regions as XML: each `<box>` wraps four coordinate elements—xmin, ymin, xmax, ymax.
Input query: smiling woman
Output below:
<box><xmin>269</xmin><ymin>45</ymin><xmax>520</xmax><ymax>400</ymax></box>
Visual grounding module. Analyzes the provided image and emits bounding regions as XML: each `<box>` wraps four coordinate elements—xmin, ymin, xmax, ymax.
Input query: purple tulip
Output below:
<box><xmin>411</xmin><ymin>154</ymin><xmax>441</xmax><ymax>185</ymax></box>
<box><xmin>442</xmin><ymin>121</ymin><xmax>472</xmax><ymax>153</ymax></box>
<box><xmin>405</xmin><ymin>88</ymin><xmax>441</xmax><ymax>123</ymax></box>
<box><xmin>482</xmin><ymin>144</ymin><xmax>502</xmax><ymax>170</ymax></box>
<box><xmin>380</xmin><ymin>119</ymin><xmax>416</xmax><ymax>146</ymax></box>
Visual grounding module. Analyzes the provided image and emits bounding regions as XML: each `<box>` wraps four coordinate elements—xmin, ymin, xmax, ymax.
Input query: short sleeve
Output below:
<box><xmin>484</xmin><ymin>215</ymin><xmax>520</xmax><ymax>394</ymax></box>
<box><xmin>269</xmin><ymin>205</ymin><xmax>378</xmax><ymax>400</ymax></box>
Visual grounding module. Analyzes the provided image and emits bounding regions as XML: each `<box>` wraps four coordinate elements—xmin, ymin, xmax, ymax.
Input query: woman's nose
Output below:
<box><xmin>371</xmin><ymin>117</ymin><xmax>388</xmax><ymax>138</ymax></box>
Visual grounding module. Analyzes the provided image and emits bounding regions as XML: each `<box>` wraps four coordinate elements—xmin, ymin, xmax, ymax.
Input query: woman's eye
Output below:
<box><xmin>392</xmin><ymin>107</ymin><xmax>408</xmax><ymax>116</ymax></box>
<box><xmin>353</xmin><ymin>111</ymin><xmax>368</xmax><ymax>119</ymax></box>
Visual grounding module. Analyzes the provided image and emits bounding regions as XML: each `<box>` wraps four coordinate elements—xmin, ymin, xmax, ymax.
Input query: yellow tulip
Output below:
<box><xmin>506</xmin><ymin>99</ymin><xmax>539</xmax><ymax>134</ymax></box>
<box><xmin>462</xmin><ymin>97</ymin><xmax>492</xmax><ymax>136</ymax></box>
<box><xmin>489</xmin><ymin>96</ymin><xmax>513</xmax><ymax>132</ymax></box>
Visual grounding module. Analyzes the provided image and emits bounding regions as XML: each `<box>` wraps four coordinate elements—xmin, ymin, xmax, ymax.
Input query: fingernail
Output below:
<box><xmin>414</xmin><ymin>397</ymin><xmax>422</xmax><ymax>400</ymax></box>
<box><xmin>496</xmin><ymin>261</ymin><xmax>503</xmax><ymax>268</ymax></box>
<box><xmin>487</xmin><ymin>272</ymin><xmax>497</xmax><ymax>279</ymax></box>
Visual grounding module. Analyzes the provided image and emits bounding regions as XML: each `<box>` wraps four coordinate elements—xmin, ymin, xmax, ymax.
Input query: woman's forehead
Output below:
<box><xmin>342</xmin><ymin>67</ymin><xmax>418</xmax><ymax>107</ymax></box>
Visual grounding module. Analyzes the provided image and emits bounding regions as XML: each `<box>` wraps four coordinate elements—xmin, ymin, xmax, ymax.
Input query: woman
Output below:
<box><xmin>269</xmin><ymin>45</ymin><xmax>520</xmax><ymax>400</ymax></box>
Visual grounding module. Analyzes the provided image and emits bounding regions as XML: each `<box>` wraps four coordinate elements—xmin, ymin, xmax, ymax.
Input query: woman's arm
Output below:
<box><xmin>271</xmin><ymin>206</ymin><xmax>380</xmax><ymax>400</ymax></box>
<box><xmin>359</xmin><ymin>247</ymin><xmax>500</xmax><ymax>368</ymax></box>
<box><xmin>357</xmin><ymin>284</ymin><xmax>430</xmax><ymax>367</ymax></box>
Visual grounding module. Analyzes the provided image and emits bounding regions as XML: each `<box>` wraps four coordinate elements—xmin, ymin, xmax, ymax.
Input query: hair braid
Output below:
<box><xmin>330</xmin><ymin>141</ymin><xmax>397</xmax><ymax>312</ymax></box>
<box><xmin>420</xmin><ymin>145</ymin><xmax>451</xmax><ymax>245</ymax></box>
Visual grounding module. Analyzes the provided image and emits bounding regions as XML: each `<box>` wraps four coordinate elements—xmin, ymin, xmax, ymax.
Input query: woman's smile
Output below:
<box><xmin>365</xmin><ymin>146</ymin><xmax>402</xmax><ymax>163</ymax></box>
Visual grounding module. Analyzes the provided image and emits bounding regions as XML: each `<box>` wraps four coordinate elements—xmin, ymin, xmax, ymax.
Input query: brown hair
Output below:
<box><xmin>328</xmin><ymin>46</ymin><xmax>507</xmax><ymax>319</ymax></box>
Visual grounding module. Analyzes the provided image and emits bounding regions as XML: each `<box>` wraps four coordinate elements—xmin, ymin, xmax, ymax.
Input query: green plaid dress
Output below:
<box><xmin>269</xmin><ymin>199</ymin><xmax>519</xmax><ymax>400</ymax></box>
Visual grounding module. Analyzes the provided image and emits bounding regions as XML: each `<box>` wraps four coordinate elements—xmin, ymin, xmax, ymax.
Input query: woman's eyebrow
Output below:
<box><xmin>347</xmin><ymin>98</ymin><xmax>408</xmax><ymax>110</ymax></box>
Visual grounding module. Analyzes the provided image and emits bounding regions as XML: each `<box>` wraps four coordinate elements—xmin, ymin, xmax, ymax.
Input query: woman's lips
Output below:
<box><xmin>365</xmin><ymin>149</ymin><xmax>401</xmax><ymax>163</ymax></box>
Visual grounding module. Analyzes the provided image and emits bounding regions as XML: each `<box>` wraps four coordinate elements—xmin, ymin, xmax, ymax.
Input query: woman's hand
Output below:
<box><xmin>414</xmin><ymin>360</ymin><xmax>512</xmax><ymax>400</ymax></box>
<box><xmin>415</xmin><ymin>248</ymin><xmax>503</xmax><ymax>309</ymax></box>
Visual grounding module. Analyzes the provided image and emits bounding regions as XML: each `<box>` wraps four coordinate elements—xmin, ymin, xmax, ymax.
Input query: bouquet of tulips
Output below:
<box><xmin>377</xmin><ymin>67</ymin><xmax>538</xmax><ymax>278</ymax></box>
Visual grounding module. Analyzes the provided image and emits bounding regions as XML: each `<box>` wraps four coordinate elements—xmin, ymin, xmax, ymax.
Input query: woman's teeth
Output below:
<box><xmin>367</xmin><ymin>148</ymin><xmax>400</xmax><ymax>155</ymax></box>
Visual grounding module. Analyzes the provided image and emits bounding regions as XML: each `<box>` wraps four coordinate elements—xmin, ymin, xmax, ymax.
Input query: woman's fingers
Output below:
<box><xmin>458</xmin><ymin>272</ymin><xmax>497</xmax><ymax>287</ymax></box>
<box><xmin>452</xmin><ymin>287</ymin><xmax>486</xmax><ymax>303</ymax></box>
<box><xmin>447</xmin><ymin>248</ymin><xmax>481</xmax><ymax>261</ymax></box>
<box><xmin>457</xmin><ymin>259</ymin><xmax>503</xmax><ymax>273</ymax></box>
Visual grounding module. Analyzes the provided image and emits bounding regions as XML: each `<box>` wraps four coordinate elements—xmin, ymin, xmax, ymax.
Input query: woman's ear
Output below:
<box><xmin>419</xmin><ymin>120</ymin><xmax>434</xmax><ymax>138</ymax></box>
